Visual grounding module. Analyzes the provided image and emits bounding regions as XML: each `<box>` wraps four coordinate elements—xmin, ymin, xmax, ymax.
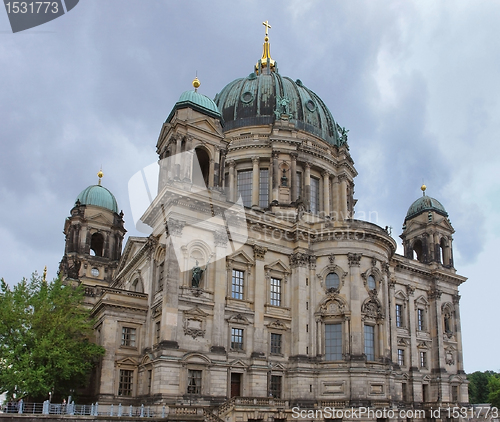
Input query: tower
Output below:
<box><xmin>60</xmin><ymin>171</ymin><xmax>126</xmax><ymax>288</ymax></box>
<box><xmin>401</xmin><ymin>185</ymin><xmax>454</xmax><ymax>268</ymax></box>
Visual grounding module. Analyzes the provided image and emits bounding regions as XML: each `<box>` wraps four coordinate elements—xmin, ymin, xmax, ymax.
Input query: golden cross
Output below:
<box><xmin>262</xmin><ymin>20</ymin><xmax>271</xmax><ymax>36</ymax></box>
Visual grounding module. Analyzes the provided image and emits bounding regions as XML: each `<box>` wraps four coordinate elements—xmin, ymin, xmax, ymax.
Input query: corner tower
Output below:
<box><xmin>60</xmin><ymin>171</ymin><xmax>126</xmax><ymax>287</ymax></box>
<box><xmin>401</xmin><ymin>185</ymin><xmax>454</xmax><ymax>268</ymax></box>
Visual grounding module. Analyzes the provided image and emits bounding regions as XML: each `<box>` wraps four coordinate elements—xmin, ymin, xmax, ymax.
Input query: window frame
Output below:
<box><xmin>231</xmin><ymin>269</ymin><xmax>245</xmax><ymax>300</ymax></box>
<box><xmin>324</xmin><ymin>322</ymin><xmax>343</xmax><ymax>361</ymax></box>
<box><xmin>118</xmin><ymin>369</ymin><xmax>134</xmax><ymax>397</ymax></box>
<box><xmin>269</xmin><ymin>375</ymin><xmax>282</xmax><ymax>398</ymax></box>
<box><xmin>237</xmin><ymin>169</ymin><xmax>253</xmax><ymax>208</ymax></box>
<box><xmin>230</xmin><ymin>327</ymin><xmax>244</xmax><ymax>351</ymax></box>
<box><xmin>270</xmin><ymin>332</ymin><xmax>282</xmax><ymax>355</ymax></box>
<box><xmin>187</xmin><ymin>369</ymin><xmax>202</xmax><ymax>395</ymax></box>
<box><xmin>121</xmin><ymin>326</ymin><xmax>137</xmax><ymax>348</ymax></box>
<box><xmin>310</xmin><ymin>176</ymin><xmax>320</xmax><ymax>214</ymax></box>
<box><xmin>364</xmin><ymin>324</ymin><xmax>375</xmax><ymax>361</ymax></box>
<box><xmin>269</xmin><ymin>277</ymin><xmax>282</xmax><ymax>307</ymax></box>
<box><xmin>397</xmin><ymin>348</ymin><xmax>405</xmax><ymax>366</ymax></box>
<box><xmin>259</xmin><ymin>168</ymin><xmax>269</xmax><ymax>208</ymax></box>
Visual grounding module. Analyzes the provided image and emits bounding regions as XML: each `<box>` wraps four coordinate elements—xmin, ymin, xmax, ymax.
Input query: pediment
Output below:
<box><xmin>183</xmin><ymin>306</ymin><xmax>209</xmax><ymax>318</ymax></box>
<box><xmin>417</xmin><ymin>341</ymin><xmax>430</xmax><ymax>349</ymax></box>
<box><xmin>187</xmin><ymin>117</ymin><xmax>224</xmax><ymax>136</ymax></box>
<box><xmin>264</xmin><ymin>259</ymin><xmax>290</xmax><ymax>274</ymax></box>
<box><xmin>229</xmin><ymin>359</ymin><xmax>248</xmax><ymax>369</ymax></box>
<box><xmin>227</xmin><ymin>313</ymin><xmax>251</xmax><ymax>325</ymax></box>
<box><xmin>266</xmin><ymin>319</ymin><xmax>289</xmax><ymax>331</ymax></box>
<box><xmin>271</xmin><ymin>363</ymin><xmax>286</xmax><ymax>371</ymax></box>
<box><xmin>397</xmin><ymin>338</ymin><xmax>410</xmax><ymax>346</ymax></box>
<box><xmin>423</xmin><ymin>375</ymin><xmax>431</xmax><ymax>382</ymax></box>
<box><xmin>181</xmin><ymin>352</ymin><xmax>211</xmax><ymax>364</ymax></box>
<box><xmin>87</xmin><ymin>213</ymin><xmax>113</xmax><ymax>225</ymax></box>
<box><xmin>228</xmin><ymin>250</ymin><xmax>254</xmax><ymax>266</ymax></box>
<box><xmin>415</xmin><ymin>295</ymin><xmax>429</xmax><ymax>306</ymax></box>
<box><xmin>395</xmin><ymin>290</ymin><xmax>408</xmax><ymax>301</ymax></box>
<box><xmin>116</xmin><ymin>357</ymin><xmax>138</xmax><ymax>367</ymax></box>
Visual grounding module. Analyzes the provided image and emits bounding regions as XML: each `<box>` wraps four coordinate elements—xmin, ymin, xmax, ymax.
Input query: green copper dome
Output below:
<box><xmin>405</xmin><ymin>194</ymin><xmax>448</xmax><ymax>221</ymax></box>
<box><xmin>166</xmin><ymin>90</ymin><xmax>221</xmax><ymax>123</ymax></box>
<box><xmin>214</xmin><ymin>72</ymin><xmax>346</xmax><ymax>146</ymax></box>
<box><xmin>76</xmin><ymin>185</ymin><xmax>119</xmax><ymax>213</ymax></box>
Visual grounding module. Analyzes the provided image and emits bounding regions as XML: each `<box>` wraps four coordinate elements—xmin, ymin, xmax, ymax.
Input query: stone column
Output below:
<box><xmin>331</xmin><ymin>176</ymin><xmax>339</xmax><ymax>220</ymax></box>
<box><xmin>339</xmin><ymin>174</ymin><xmax>348</xmax><ymax>220</ymax></box>
<box><xmin>289</xmin><ymin>253</ymin><xmax>311</xmax><ymax>356</ymax></box>
<box><xmin>211</xmin><ymin>232</ymin><xmax>228</xmax><ymax>349</ymax></box>
<box><xmin>272</xmin><ymin>151</ymin><xmax>280</xmax><ymax>202</ymax></box>
<box><xmin>453</xmin><ymin>294</ymin><xmax>464</xmax><ymax>372</ymax></box>
<box><xmin>175</xmin><ymin>135</ymin><xmax>182</xmax><ymax>180</ymax></box>
<box><xmin>406</xmin><ymin>285</ymin><xmax>418</xmax><ymax>369</ymax></box>
<box><xmin>322</xmin><ymin>171</ymin><xmax>330</xmax><ymax>216</ymax></box>
<box><xmin>227</xmin><ymin>160</ymin><xmax>235</xmax><ymax>202</ymax></box>
<box><xmin>219</xmin><ymin>149</ymin><xmax>227</xmax><ymax>188</ymax></box>
<box><xmin>304</xmin><ymin>162</ymin><xmax>311</xmax><ymax>211</ymax></box>
<box><xmin>347</xmin><ymin>253</ymin><xmax>362</xmax><ymax>358</ymax></box>
<box><xmin>388</xmin><ymin>278</ymin><xmax>398</xmax><ymax>364</ymax></box>
<box><xmin>253</xmin><ymin>245</ymin><xmax>267</xmax><ymax>353</ymax></box>
<box><xmin>290</xmin><ymin>153</ymin><xmax>298</xmax><ymax>202</ymax></box>
<box><xmin>252</xmin><ymin>156</ymin><xmax>260</xmax><ymax>207</ymax></box>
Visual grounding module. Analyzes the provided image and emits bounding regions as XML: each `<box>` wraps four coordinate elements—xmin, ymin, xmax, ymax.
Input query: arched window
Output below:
<box><xmin>194</xmin><ymin>148</ymin><xmax>210</xmax><ymax>187</ymax></box>
<box><xmin>325</xmin><ymin>272</ymin><xmax>340</xmax><ymax>290</ymax></box>
<box><xmin>90</xmin><ymin>233</ymin><xmax>104</xmax><ymax>257</ymax></box>
<box><xmin>440</xmin><ymin>238</ymin><xmax>447</xmax><ymax>265</ymax></box>
<box><xmin>412</xmin><ymin>239</ymin><xmax>423</xmax><ymax>262</ymax></box>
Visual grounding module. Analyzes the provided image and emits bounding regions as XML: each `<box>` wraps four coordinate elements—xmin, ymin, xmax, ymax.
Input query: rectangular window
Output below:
<box><xmin>237</xmin><ymin>170</ymin><xmax>252</xmax><ymax>207</ymax></box>
<box><xmin>296</xmin><ymin>172</ymin><xmax>302</xmax><ymax>199</ymax></box>
<box><xmin>364</xmin><ymin>325</ymin><xmax>375</xmax><ymax>361</ymax></box>
<box><xmin>121</xmin><ymin>327</ymin><xmax>136</xmax><ymax>347</ymax></box>
<box><xmin>270</xmin><ymin>375</ymin><xmax>282</xmax><ymax>398</ymax></box>
<box><xmin>270</xmin><ymin>277</ymin><xmax>281</xmax><ymax>306</ymax></box>
<box><xmin>420</xmin><ymin>351</ymin><xmax>427</xmax><ymax>368</ymax></box>
<box><xmin>270</xmin><ymin>333</ymin><xmax>282</xmax><ymax>354</ymax></box>
<box><xmin>231</xmin><ymin>269</ymin><xmax>244</xmax><ymax>300</ymax></box>
<box><xmin>118</xmin><ymin>369</ymin><xmax>133</xmax><ymax>396</ymax></box>
<box><xmin>396</xmin><ymin>304</ymin><xmax>403</xmax><ymax>327</ymax></box>
<box><xmin>452</xmin><ymin>385</ymin><xmax>459</xmax><ymax>402</ymax></box>
<box><xmin>310</xmin><ymin>177</ymin><xmax>320</xmax><ymax>214</ymax></box>
<box><xmin>417</xmin><ymin>308</ymin><xmax>425</xmax><ymax>331</ymax></box>
<box><xmin>397</xmin><ymin>349</ymin><xmax>405</xmax><ymax>366</ymax></box>
<box><xmin>231</xmin><ymin>327</ymin><xmax>244</xmax><ymax>350</ymax></box>
<box><xmin>402</xmin><ymin>382</ymin><xmax>407</xmax><ymax>402</ymax></box>
<box><xmin>155</xmin><ymin>321</ymin><xmax>161</xmax><ymax>344</ymax></box>
<box><xmin>187</xmin><ymin>369</ymin><xmax>202</xmax><ymax>395</ymax></box>
<box><xmin>325</xmin><ymin>323</ymin><xmax>342</xmax><ymax>360</ymax></box>
<box><xmin>259</xmin><ymin>169</ymin><xmax>269</xmax><ymax>208</ymax></box>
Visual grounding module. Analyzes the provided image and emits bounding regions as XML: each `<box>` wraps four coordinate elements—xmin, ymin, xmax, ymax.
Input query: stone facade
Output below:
<box><xmin>60</xmin><ymin>40</ymin><xmax>468</xmax><ymax>422</ymax></box>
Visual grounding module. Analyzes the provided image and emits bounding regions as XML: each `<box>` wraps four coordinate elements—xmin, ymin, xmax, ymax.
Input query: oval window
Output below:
<box><xmin>325</xmin><ymin>272</ymin><xmax>340</xmax><ymax>289</ymax></box>
<box><xmin>368</xmin><ymin>275</ymin><xmax>376</xmax><ymax>290</ymax></box>
<box><xmin>91</xmin><ymin>267</ymin><xmax>100</xmax><ymax>277</ymax></box>
<box><xmin>306</xmin><ymin>100</ymin><xmax>316</xmax><ymax>112</ymax></box>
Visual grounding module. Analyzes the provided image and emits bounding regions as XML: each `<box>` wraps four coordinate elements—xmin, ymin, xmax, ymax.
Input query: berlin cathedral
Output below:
<box><xmin>59</xmin><ymin>22</ymin><xmax>468</xmax><ymax>421</ymax></box>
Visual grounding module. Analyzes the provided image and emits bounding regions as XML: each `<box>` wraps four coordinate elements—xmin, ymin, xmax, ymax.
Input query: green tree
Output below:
<box><xmin>0</xmin><ymin>274</ymin><xmax>104</xmax><ymax>400</ymax></box>
<box><xmin>487</xmin><ymin>374</ymin><xmax>500</xmax><ymax>409</ymax></box>
<box><xmin>468</xmin><ymin>371</ymin><xmax>495</xmax><ymax>403</ymax></box>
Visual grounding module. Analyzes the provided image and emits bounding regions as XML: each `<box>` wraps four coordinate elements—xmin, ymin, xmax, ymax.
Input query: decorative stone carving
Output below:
<box><xmin>183</xmin><ymin>307</ymin><xmax>208</xmax><ymax>339</ymax></box>
<box><xmin>445</xmin><ymin>348</ymin><xmax>455</xmax><ymax>365</ymax></box>
<box><xmin>347</xmin><ymin>253</ymin><xmax>361</xmax><ymax>267</ymax></box>
<box><xmin>406</xmin><ymin>285</ymin><xmax>415</xmax><ymax>296</ymax></box>
<box><xmin>429</xmin><ymin>288</ymin><xmax>442</xmax><ymax>300</ymax></box>
<box><xmin>214</xmin><ymin>229</ymin><xmax>228</xmax><ymax>247</ymax></box>
<box><xmin>328</xmin><ymin>253</ymin><xmax>335</xmax><ymax>265</ymax></box>
<box><xmin>318</xmin><ymin>297</ymin><xmax>346</xmax><ymax>316</ymax></box>
<box><xmin>452</xmin><ymin>294</ymin><xmax>461</xmax><ymax>304</ymax></box>
<box><xmin>289</xmin><ymin>252</ymin><xmax>310</xmax><ymax>268</ymax></box>
<box><xmin>227</xmin><ymin>313</ymin><xmax>250</xmax><ymax>325</ymax></box>
<box><xmin>253</xmin><ymin>245</ymin><xmax>268</xmax><ymax>260</ymax></box>
<box><xmin>361</xmin><ymin>298</ymin><xmax>384</xmax><ymax>320</ymax></box>
<box><xmin>168</xmin><ymin>218</ymin><xmax>185</xmax><ymax>237</ymax></box>
<box><xmin>371</xmin><ymin>257</ymin><xmax>377</xmax><ymax>268</ymax></box>
<box><xmin>266</xmin><ymin>319</ymin><xmax>289</xmax><ymax>331</ymax></box>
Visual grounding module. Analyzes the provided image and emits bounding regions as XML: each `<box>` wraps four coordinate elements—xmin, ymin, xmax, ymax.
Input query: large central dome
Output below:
<box><xmin>214</xmin><ymin>32</ymin><xmax>345</xmax><ymax>147</ymax></box>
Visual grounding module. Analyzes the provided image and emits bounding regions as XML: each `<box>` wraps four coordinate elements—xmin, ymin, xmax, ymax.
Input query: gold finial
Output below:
<box><xmin>97</xmin><ymin>169</ymin><xmax>103</xmax><ymax>186</ymax></box>
<box><xmin>421</xmin><ymin>184</ymin><xmax>427</xmax><ymax>196</ymax></box>
<box><xmin>192</xmin><ymin>76</ymin><xmax>201</xmax><ymax>92</ymax></box>
<box><xmin>42</xmin><ymin>266</ymin><xmax>47</xmax><ymax>283</ymax></box>
<box><xmin>256</xmin><ymin>20</ymin><xmax>275</xmax><ymax>74</ymax></box>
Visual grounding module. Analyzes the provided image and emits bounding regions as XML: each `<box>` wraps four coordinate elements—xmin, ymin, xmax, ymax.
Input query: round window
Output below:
<box><xmin>325</xmin><ymin>272</ymin><xmax>340</xmax><ymax>290</ymax></box>
<box><xmin>241</xmin><ymin>91</ymin><xmax>254</xmax><ymax>103</ymax></box>
<box><xmin>91</xmin><ymin>268</ymin><xmax>100</xmax><ymax>277</ymax></box>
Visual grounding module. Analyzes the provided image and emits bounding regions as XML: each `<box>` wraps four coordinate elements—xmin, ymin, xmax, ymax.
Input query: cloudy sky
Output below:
<box><xmin>1</xmin><ymin>0</ymin><xmax>498</xmax><ymax>373</ymax></box>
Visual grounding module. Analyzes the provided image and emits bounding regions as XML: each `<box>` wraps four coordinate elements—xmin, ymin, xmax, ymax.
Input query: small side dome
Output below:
<box><xmin>76</xmin><ymin>185</ymin><xmax>119</xmax><ymax>213</ymax></box>
<box><xmin>405</xmin><ymin>194</ymin><xmax>447</xmax><ymax>221</ymax></box>
<box><xmin>166</xmin><ymin>90</ymin><xmax>222</xmax><ymax>123</ymax></box>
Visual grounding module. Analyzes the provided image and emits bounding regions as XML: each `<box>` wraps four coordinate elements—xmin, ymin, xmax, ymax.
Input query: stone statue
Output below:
<box><xmin>191</xmin><ymin>259</ymin><xmax>210</xmax><ymax>288</ymax></box>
